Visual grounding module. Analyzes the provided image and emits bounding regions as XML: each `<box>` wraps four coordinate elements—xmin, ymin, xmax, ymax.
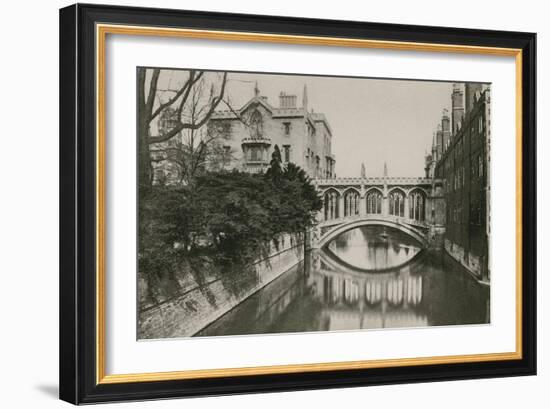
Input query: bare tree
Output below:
<box><xmin>138</xmin><ymin>68</ymin><xmax>228</xmax><ymax>191</ymax></box>
<box><xmin>150</xmin><ymin>75</ymin><xmax>237</xmax><ymax>185</ymax></box>
<box><xmin>150</xmin><ymin>126</ymin><xmax>234</xmax><ymax>186</ymax></box>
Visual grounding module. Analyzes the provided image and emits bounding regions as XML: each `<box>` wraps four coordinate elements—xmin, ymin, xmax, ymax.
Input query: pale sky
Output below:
<box><xmin>153</xmin><ymin>69</ymin><xmax>460</xmax><ymax>177</ymax></box>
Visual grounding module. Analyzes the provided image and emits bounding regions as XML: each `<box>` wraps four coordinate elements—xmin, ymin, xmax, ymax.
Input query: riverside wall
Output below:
<box><xmin>138</xmin><ymin>234</ymin><xmax>304</xmax><ymax>339</ymax></box>
<box><xmin>444</xmin><ymin>238</ymin><xmax>489</xmax><ymax>282</ymax></box>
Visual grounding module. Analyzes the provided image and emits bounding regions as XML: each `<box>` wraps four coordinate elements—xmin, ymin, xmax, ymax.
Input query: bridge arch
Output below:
<box><xmin>365</xmin><ymin>188</ymin><xmax>383</xmax><ymax>215</ymax></box>
<box><xmin>364</xmin><ymin>186</ymin><xmax>384</xmax><ymax>195</ymax></box>
<box><xmin>322</xmin><ymin>188</ymin><xmax>341</xmax><ymax>221</ymax></box>
<box><xmin>408</xmin><ymin>188</ymin><xmax>427</xmax><ymax>222</ymax></box>
<box><xmin>319</xmin><ymin>217</ymin><xmax>428</xmax><ymax>248</ymax></box>
<box><xmin>387</xmin><ymin>186</ymin><xmax>408</xmax><ymax>196</ymax></box>
<box><xmin>320</xmin><ymin>187</ymin><xmax>343</xmax><ymax>197</ymax></box>
<box><xmin>342</xmin><ymin>188</ymin><xmax>361</xmax><ymax>217</ymax></box>
<box><xmin>388</xmin><ymin>188</ymin><xmax>406</xmax><ymax>217</ymax></box>
<box><xmin>341</xmin><ymin>186</ymin><xmax>361</xmax><ymax>195</ymax></box>
<box><xmin>406</xmin><ymin>186</ymin><xmax>429</xmax><ymax>197</ymax></box>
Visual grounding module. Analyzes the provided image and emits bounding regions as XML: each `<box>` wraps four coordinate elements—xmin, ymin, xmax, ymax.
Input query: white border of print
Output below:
<box><xmin>105</xmin><ymin>33</ymin><xmax>516</xmax><ymax>375</ymax></box>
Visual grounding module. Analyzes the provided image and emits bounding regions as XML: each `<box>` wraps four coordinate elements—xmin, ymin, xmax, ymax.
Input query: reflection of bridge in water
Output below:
<box><xmin>198</xmin><ymin>245</ymin><xmax>490</xmax><ymax>337</ymax></box>
<box><xmin>308</xmin><ymin>251</ymin><xmax>428</xmax><ymax>330</ymax></box>
<box><xmin>312</xmin><ymin>176</ymin><xmax>445</xmax><ymax>249</ymax></box>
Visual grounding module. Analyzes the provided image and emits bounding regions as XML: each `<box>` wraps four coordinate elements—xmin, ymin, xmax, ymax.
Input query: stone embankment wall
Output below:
<box><xmin>444</xmin><ymin>238</ymin><xmax>488</xmax><ymax>282</ymax></box>
<box><xmin>138</xmin><ymin>234</ymin><xmax>304</xmax><ymax>339</ymax></box>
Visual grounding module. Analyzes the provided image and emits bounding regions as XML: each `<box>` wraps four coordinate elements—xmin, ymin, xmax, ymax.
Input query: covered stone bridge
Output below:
<box><xmin>311</xmin><ymin>176</ymin><xmax>446</xmax><ymax>248</ymax></box>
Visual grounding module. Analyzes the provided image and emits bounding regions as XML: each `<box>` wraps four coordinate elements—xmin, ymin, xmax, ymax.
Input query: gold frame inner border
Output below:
<box><xmin>95</xmin><ymin>23</ymin><xmax>523</xmax><ymax>385</ymax></box>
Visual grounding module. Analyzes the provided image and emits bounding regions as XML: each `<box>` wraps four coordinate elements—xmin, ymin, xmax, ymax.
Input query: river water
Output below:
<box><xmin>196</xmin><ymin>225</ymin><xmax>490</xmax><ymax>337</ymax></box>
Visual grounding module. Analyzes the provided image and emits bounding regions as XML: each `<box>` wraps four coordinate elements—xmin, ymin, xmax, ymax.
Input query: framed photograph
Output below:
<box><xmin>59</xmin><ymin>3</ymin><xmax>536</xmax><ymax>404</ymax></box>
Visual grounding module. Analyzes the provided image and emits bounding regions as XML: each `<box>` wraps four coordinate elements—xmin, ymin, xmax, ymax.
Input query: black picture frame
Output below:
<box><xmin>59</xmin><ymin>3</ymin><xmax>536</xmax><ymax>404</ymax></box>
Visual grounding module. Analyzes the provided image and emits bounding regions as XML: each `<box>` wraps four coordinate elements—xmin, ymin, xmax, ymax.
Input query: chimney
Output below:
<box><xmin>451</xmin><ymin>83</ymin><xmax>465</xmax><ymax>135</ymax></box>
<box><xmin>302</xmin><ymin>84</ymin><xmax>309</xmax><ymax>111</ymax></box>
<box><xmin>279</xmin><ymin>92</ymin><xmax>297</xmax><ymax>109</ymax></box>
<box><xmin>465</xmin><ymin>83</ymin><xmax>483</xmax><ymax>114</ymax></box>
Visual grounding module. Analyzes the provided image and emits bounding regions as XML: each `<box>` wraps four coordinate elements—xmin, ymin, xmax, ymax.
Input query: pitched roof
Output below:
<box><xmin>210</xmin><ymin>94</ymin><xmax>333</xmax><ymax>137</ymax></box>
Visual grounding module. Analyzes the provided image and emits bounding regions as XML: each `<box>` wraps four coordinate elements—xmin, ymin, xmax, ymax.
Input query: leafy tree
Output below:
<box><xmin>139</xmin><ymin>163</ymin><xmax>322</xmax><ymax>306</ymax></box>
<box><xmin>288</xmin><ymin>164</ymin><xmax>322</xmax><ymax>209</ymax></box>
<box><xmin>138</xmin><ymin>187</ymin><xmax>185</xmax><ymax>303</ymax></box>
<box><xmin>196</xmin><ymin>172</ymin><xmax>274</xmax><ymax>261</ymax></box>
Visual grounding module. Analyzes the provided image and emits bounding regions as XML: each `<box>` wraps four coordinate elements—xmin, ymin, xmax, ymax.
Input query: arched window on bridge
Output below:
<box><xmin>344</xmin><ymin>189</ymin><xmax>360</xmax><ymax>217</ymax></box>
<box><xmin>323</xmin><ymin>189</ymin><xmax>340</xmax><ymax>220</ymax></box>
<box><xmin>389</xmin><ymin>190</ymin><xmax>405</xmax><ymax>217</ymax></box>
<box><xmin>366</xmin><ymin>190</ymin><xmax>382</xmax><ymax>214</ymax></box>
<box><xmin>408</xmin><ymin>190</ymin><xmax>426</xmax><ymax>222</ymax></box>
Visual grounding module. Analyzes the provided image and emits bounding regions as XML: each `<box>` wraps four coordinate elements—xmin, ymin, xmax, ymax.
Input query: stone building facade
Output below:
<box><xmin>208</xmin><ymin>84</ymin><xmax>336</xmax><ymax>178</ymax></box>
<box><xmin>426</xmin><ymin>83</ymin><xmax>491</xmax><ymax>281</ymax></box>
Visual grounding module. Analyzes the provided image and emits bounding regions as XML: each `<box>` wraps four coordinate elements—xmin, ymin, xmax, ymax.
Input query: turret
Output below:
<box><xmin>465</xmin><ymin>83</ymin><xmax>483</xmax><ymax>114</ymax></box>
<box><xmin>451</xmin><ymin>83</ymin><xmax>465</xmax><ymax>135</ymax></box>
<box><xmin>442</xmin><ymin>108</ymin><xmax>451</xmax><ymax>150</ymax></box>
<box><xmin>436</xmin><ymin>123</ymin><xmax>443</xmax><ymax>157</ymax></box>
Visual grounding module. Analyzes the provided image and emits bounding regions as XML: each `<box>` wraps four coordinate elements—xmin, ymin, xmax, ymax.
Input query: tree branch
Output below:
<box><xmin>150</xmin><ymin>71</ymin><xmax>199</xmax><ymax>121</ymax></box>
<box><xmin>149</xmin><ymin>123</ymin><xmax>185</xmax><ymax>145</ymax></box>
<box><xmin>221</xmin><ymin>98</ymin><xmax>249</xmax><ymax>127</ymax></box>
<box><xmin>184</xmin><ymin>72</ymin><xmax>228</xmax><ymax>131</ymax></box>
<box><xmin>176</xmin><ymin>72</ymin><xmax>204</xmax><ymax>120</ymax></box>
<box><xmin>149</xmin><ymin>73</ymin><xmax>227</xmax><ymax>145</ymax></box>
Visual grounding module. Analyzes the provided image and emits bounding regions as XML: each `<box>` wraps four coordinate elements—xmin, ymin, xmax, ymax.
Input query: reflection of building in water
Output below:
<box><xmin>364</xmin><ymin>241</ymin><xmax>421</xmax><ymax>271</ymax></box>
<box><xmin>310</xmin><ymin>252</ymin><xmax>428</xmax><ymax>330</ymax></box>
<box><xmin>320</xmin><ymin>268</ymin><xmax>423</xmax><ymax>308</ymax></box>
<box><xmin>365</xmin><ymin>276</ymin><xmax>423</xmax><ymax>306</ymax></box>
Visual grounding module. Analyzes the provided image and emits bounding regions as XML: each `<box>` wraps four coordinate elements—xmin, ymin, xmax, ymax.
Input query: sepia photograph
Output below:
<box><xmin>55</xmin><ymin>3</ymin><xmax>537</xmax><ymax>404</ymax></box>
<box><xmin>137</xmin><ymin>67</ymin><xmax>491</xmax><ymax>340</ymax></box>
